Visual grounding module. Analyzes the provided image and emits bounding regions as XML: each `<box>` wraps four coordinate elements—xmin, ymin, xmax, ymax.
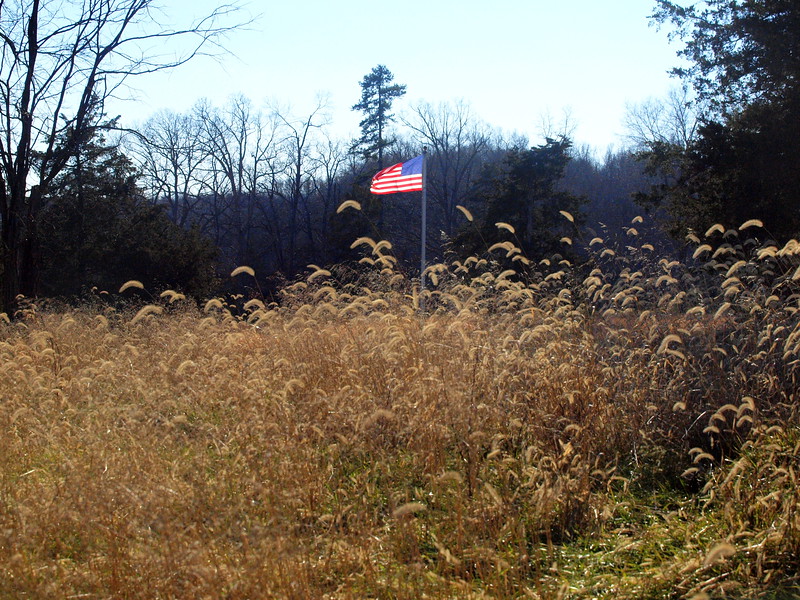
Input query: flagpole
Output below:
<box><xmin>420</xmin><ymin>146</ymin><xmax>428</xmax><ymax>311</ymax></box>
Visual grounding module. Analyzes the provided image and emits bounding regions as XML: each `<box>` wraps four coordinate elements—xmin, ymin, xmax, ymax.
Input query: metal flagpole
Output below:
<box><xmin>420</xmin><ymin>147</ymin><xmax>428</xmax><ymax>311</ymax></box>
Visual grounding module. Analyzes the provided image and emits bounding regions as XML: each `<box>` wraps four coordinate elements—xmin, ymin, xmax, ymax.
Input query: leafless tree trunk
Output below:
<box><xmin>127</xmin><ymin>109</ymin><xmax>211</xmax><ymax>227</ymax></box>
<box><xmin>624</xmin><ymin>85</ymin><xmax>699</xmax><ymax>150</ymax></box>
<box><xmin>0</xmin><ymin>0</ymin><xmax>244</xmax><ymax>313</ymax></box>
<box><xmin>404</xmin><ymin>101</ymin><xmax>492</xmax><ymax>238</ymax></box>
<box><xmin>308</xmin><ymin>135</ymin><xmax>347</xmax><ymax>252</ymax></box>
<box><xmin>195</xmin><ymin>95</ymin><xmax>279</xmax><ymax>269</ymax></box>
<box><xmin>274</xmin><ymin>101</ymin><xmax>328</xmax><ymax>273</ymax></box>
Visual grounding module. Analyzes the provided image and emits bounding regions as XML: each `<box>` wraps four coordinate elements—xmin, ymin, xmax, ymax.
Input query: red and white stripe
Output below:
<box><xmin>370</xmin><ymin>162</ymin><xmax>423</xmax><ymax>195</ymax></box>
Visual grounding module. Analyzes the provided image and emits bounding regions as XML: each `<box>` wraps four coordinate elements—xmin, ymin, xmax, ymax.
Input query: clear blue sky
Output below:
<box><xmin>107</xmin><ymin>0</ymin><xmax>682</xmax><ymax>152</ymax></box>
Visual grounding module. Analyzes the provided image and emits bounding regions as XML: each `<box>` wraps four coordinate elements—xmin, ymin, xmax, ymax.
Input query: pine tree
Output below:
<box><xmin>352</xmin><ymin>65</ymin><xmax>406</xmax><ymax>168</ymax></box>
<box><xmin>638</xmin><ymin>1</ymin><xmax>800</xmax><ymax>241</ymax></box>
<box><xmin>456</xmin><ymin>138</ymin><xmax>586</xmax><ymax>262</ymax></box>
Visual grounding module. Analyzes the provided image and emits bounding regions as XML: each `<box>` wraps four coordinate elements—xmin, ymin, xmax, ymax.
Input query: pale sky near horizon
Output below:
<box><xmin>106</xmin><ymin>0</ymin><xmax>683</xmax><ymax>153</ymax></box>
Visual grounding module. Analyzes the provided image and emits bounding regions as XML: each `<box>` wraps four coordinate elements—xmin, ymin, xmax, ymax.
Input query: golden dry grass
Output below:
<box><xmin>1</xmin><ymin>220</ymin><xmax>800</xmax><ymax>598</ymax></box>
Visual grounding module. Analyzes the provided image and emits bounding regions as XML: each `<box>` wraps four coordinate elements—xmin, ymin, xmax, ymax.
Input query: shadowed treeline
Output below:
<box><xmin>2</xmin><ymin>216</ymin><xmax>799</xmax><ymax>598</ymax></box>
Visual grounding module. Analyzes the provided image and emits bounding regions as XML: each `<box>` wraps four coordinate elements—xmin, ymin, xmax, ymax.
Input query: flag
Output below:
<box><xmin>370</xmin><ymin>155</ymin><xmax>424</xmax><ymax>194</ymax></box>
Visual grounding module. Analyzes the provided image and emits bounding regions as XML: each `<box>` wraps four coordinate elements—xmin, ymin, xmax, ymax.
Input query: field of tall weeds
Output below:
<box><xmin>1</xmin><ymin>215</ymin><xmax>799</xmax><ymax>599</ymax></box>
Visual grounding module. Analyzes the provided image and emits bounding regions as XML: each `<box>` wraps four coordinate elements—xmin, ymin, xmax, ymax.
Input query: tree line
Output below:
<box><xmin>107</xmin><ymin>93</ymin><xmax>650</xmax><ymax>299</ymax></box>
<box><xmin>2</xmin><ymin>0</ymin><xmax>798</xmax><ymax>312</ymax></box>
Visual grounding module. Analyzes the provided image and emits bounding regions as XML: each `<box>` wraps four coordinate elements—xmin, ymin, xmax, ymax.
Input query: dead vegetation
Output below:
<box><xmin>1</xmin><ymin>215</ymin><xmax>799</xmax><ymax>599</ymax></box>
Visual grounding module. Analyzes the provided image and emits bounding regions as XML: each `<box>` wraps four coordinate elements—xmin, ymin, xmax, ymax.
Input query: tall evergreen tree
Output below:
<box><xmin>653</xmin><ymin>0</ymin><xmax>800</xmax><ymax>115</ymax></box>
<box><xmin>457</xmin><ymin>138</ymin><xmax>585</xmax><ymax>262</ymax></box>
<box><xmin>637</xmin><ymin>0</ymin><xmax>800</xmax><ymax>241</ymax></box>
<box><xmin>351</xmin><ymin>65</ymin><xmax>406</xmax><ymax>168</ymax></box>
<box><xmin>636</xmin><ymin>98</ymin><xmax>800</xmax><ymax>240</ymax></box>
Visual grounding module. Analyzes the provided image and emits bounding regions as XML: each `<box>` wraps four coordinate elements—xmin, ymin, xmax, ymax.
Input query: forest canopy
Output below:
<box><xmin>1</xmin><ymin>1</ymin><xmax>798</xmax><ymax>309</ymax></box>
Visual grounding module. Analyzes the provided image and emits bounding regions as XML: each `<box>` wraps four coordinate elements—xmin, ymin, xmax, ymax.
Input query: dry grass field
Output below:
<box><xmin>1</xmin><ymin>217</ymin><xmax>800</xmax><ymax>599</ymax></box>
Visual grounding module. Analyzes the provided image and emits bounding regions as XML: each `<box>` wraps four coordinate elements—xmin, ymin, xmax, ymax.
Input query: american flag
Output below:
<box><xmin>370</xmin><ymin>155</ymin><xmax>424</xmax><ymax>194</ymax></box>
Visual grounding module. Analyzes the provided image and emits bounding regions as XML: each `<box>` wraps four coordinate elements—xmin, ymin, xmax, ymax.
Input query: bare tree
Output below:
<box><xmin>127</xmin><ymin>109</ymin><xmax>211</xmax><ymax>227</ymax></box>
<box><xmin>624</xmin><ymin>85</ymin><xmax>699</xmax><ymax>150</ymax></box>
<box><xmin>403</xmin><ymin>101</ymin><xmax>492</xmax><ymax>239</ymax></box>
<box><xmin>538</xmin><ymin>106</ymin><xmax>578</xmax><ymax>142</ymax></box>
<box><xmin>195</xmin><ymin>95</ymin><xmax>279</xmax><ymax>268</ymax></box>
<box><xmin>272</xmin><ymin>101</ymin><xmax>328</xmax><ymax>273</ymax></box>
<box><xmin>0</xmin><ymin>0</ymin><xmax>244</xmax><ymax>312</ymax></box>
<box><xmin>307</xmin><ymin>133</ymin><xmax>347</xmax><ymax>253</ymax></box>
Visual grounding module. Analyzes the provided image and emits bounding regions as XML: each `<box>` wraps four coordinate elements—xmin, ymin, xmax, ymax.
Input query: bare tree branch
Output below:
<box><xmin>0</xmin><ymin>0</ymin><xmax>249</xmax><ymax>311</ymax></box>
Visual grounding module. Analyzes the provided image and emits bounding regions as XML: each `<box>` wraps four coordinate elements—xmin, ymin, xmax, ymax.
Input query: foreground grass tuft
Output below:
<box><xmin>1</xmin><ymin>219</ymin><xmax>800</xmax><ymax>598</ymax></box>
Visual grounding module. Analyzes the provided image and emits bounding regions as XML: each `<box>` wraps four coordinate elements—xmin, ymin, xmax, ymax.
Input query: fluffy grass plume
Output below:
<box><xmin>336</xmin><ymin>199</ymin><xmax>362</xmax><ymax>213</ymax></box>
<box><xmin>118</xmin><ymin>279</ymin><xmax>144</xmax><ymax>293</ymax></box>
<box><xmin>230</xmin><ymin>265</ymin><xmax>255</xmax><ymax>277</ymax></box>
<box><xmin>2</xmin><ymin>222</ymin><xmax>800</xmax><ymax>599</ymax></box>
<box><xmin>456</xmin><ymin>204</ymin><xmax>474</xmax><ymax>222</ymax></box>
